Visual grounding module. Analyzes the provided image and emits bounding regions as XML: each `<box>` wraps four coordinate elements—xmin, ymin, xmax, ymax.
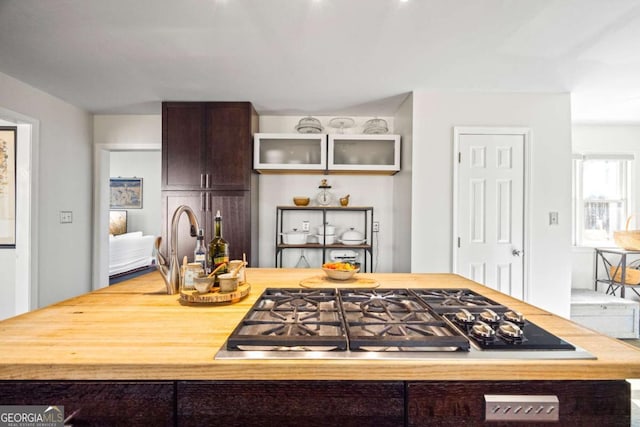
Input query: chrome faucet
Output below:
<box><xmin>154</xmin><ymin>205</ymin><xmax>201</xmax><ymax>294</ymax></box>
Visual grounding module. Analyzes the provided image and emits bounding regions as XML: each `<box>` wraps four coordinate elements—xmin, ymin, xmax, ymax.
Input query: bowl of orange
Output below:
<box><xmin>322</xmin><ymin>262</ymin><xmax>359</xmax><ymax>280</ymax></box>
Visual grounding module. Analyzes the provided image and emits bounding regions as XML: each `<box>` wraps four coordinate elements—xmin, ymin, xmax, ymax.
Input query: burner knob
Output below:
<box><xmin>498</xmin><ymin>321</ymin><xmax>524</xmax><ymax>340</ymax></box>
<box><xmin>479</xmin><ymin>309</ymin><xmax>500</xmax><ymax>324</ymax></box>
<box><xmin>503</xmin><ymin>310</ymin><xmax>525</xmax><ymax>324</ymax></box>
<box><xmin>471</xmin><ymin>321</ymin><xmax>496</xmax><ymax>339</ymax></box>
<box><xmin>454</xmin><ymin>308</ymin><xmax>475</xmax><ymax>324</ymax></box>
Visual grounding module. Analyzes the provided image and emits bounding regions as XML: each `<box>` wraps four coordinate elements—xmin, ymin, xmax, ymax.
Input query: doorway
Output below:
<box><xmin>452</xmin><ymin>127</ymin><xmax>530</xmax><ymax>300</ymax></box>
<box><xmin>0</xmin><ymin>108</ymin><xmax>38</xmax><ymax>319</ymax></box>
<box><xmin>93</xmin><ymin>144</ymin><xmax>160</xmax><ymax>290</ymax></box>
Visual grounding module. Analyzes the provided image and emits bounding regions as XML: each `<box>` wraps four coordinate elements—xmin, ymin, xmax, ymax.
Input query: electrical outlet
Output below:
<box><xmin>373</xmin><ymin>221</ymin><xmax>380</xmax><ymax>232</ymax></box>
<box><xmin>302</xmin><ymin>221</ymin><xmax>310</xmax><ymax>232</ymax></box>
<box><xmin>59</xmin><ymin>211</ymin><xmax>73</xmax><ymax>224</ymax></box>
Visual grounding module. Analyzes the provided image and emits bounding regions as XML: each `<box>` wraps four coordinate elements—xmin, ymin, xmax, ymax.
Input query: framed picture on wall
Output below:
<box><xmin>109</xmin><ymin>210</ymin><xmax>128</xmax><ymax>235</ymax></box>
<box><xmin>110</xmin><ymin>177</ymin><xmax>143</xmax><ymax>209</ymax></box>
<box><xmin>0</xmin><ymin>127</ymin><xmax>17</xmax><ymax>248</ymax></box>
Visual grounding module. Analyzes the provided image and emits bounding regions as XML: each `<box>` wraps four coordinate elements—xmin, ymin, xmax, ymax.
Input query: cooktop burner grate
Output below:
<box><xmin>338</xmin><ymin>289</ymin><xmax>470</xmax><ymax>351</ymax></box>
<box><xmin>411</xmin><ymin>288</ymin><xmax>504</xmax><ymax>313</ymax></box>
<box><xmin>226</xmin><ymin>288</ymin><xmax>348</xmax><ymax>351</ymax></box>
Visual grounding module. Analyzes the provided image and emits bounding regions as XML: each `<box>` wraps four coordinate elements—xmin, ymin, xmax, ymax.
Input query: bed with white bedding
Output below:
<box><xmin>109</xmin><ymin>231</ymin><xmax>156</xmax><ymax>277</ymax></box>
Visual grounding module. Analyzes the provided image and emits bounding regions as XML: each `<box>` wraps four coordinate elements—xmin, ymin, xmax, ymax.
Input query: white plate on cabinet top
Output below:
<box><xmin>328</xmin><ymin>117</ymin><xmax>355</xmax><ymax>130</ymax></box>
<box><xmin>295</xmin><ymin>124</ymin><xmax>323</xmax><ymax>133</ymax></box>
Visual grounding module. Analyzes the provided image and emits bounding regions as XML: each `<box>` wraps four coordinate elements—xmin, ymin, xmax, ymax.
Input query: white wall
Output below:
<box><xmin>257</xmin><ymin>115</ymin><xmax>397</xmax><ymax>272</ymax></box>
<box><xmin>410</xmin><ymin>91</ymin><xmax>573</xmax><ymax>317</ymax></box>
<box><xmin>0</xmin><ymin>71</ymin><xmax>92</xmax><ymax>312</ymax></box>
<box><xmin>571</xmin><ymin>124</ymin><xmax>640</xmax><ymax>296</ymax></box>
<box><xmin>109</xmin><ymin>151</ymin><xmax>161</xmax><ymax>237</ymax></box>
<box><xmin>393</xmin><ymin>94</ymin><xmax>413</xmax><ymax>273</ymax></box>
<box><xmin>94</xmin><ymin>115</ymin><xmax>161</xmax><ymax>146</ymax></box>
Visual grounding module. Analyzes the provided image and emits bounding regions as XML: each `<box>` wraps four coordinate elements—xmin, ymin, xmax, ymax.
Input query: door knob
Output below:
<box><xmin>512</xmin><ymin>249</ymin><xmax>522</xmax><ymax>257</ymax></box>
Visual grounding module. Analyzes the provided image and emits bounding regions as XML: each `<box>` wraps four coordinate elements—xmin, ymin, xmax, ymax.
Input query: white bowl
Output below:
<box><xmin>218</xmin><ymin>273</ymin><xmax>239</xmax><ymax>293</ymax></box>
<box><xmin>339</xmin><ymin>239</ymin><xmax>366</xmax><ymax>246</ymax></box>
<box><xmin>193</xmin><ymin>276</ymin><xmax>214</xmax><ymax>294</ymax></box>
<box><xmin>322</xmin><ymin>266</ymin><xmax>359</xmax><ymax>280</ymax></box>
<box><xmin>315</xmin><ymin>224</ymin><xmax>336</xmax><ymax>235</ymax></box>
<box><xmin>316</xmin><ymin>234</ymin><xmax>336</xmax><ymax>245</ymax></box>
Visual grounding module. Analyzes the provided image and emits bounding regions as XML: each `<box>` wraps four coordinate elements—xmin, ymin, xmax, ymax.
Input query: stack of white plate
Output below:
<box><xmin>295</xmin><ymin>116</ymin><xmax>323</xmax><ymax>133</ymax></box>
<box><xmin>363</xmin><ymin>118</ymin><xmax>389</xmax><ymax>134</ymax></box>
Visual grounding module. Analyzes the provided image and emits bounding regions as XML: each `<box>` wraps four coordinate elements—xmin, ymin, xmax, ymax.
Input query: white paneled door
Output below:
<box><xmin>454</xmin><ymin>129</ymin><xmax>526</xmax><ymax>300</ymax></box>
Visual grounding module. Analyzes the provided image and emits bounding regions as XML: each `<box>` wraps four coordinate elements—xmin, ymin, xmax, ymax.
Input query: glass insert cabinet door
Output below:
<box><xmin>254</xmin><ymin>133</ymin><xmax>327</xmax><ymax>171</ymax></box>
<box><xmin>328</xmin><ymin>134</ymin><xmax>400</xmax><ymax>172</ymax></box>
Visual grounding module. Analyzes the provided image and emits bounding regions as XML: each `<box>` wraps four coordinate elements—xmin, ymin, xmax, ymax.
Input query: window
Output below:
<box><xmin>573</xmin><ymin>154</ymin><xmax>633</xmax><ymax>246</ymax></box>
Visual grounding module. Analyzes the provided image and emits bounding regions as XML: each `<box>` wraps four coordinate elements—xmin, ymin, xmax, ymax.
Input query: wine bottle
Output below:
<box><xmin>194</xmin><ymin>228</ymin><xmax>207</xmax><ymax>271</ymax></box>
<box><xmin>208</xmin><ymin>210</ymin><xmax>229</xmax><ymax>277</ymax></box>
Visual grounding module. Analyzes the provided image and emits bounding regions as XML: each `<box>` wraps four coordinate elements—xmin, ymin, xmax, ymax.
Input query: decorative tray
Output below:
<box><xmin>299</xmin><ymin>276</ymin><xmax>379</xmax><ymax>289</ymax></box>
<box><xmin>179</xmin><ymin>283</ymin><xmax>251</xmax><ymax>304</ymax></box>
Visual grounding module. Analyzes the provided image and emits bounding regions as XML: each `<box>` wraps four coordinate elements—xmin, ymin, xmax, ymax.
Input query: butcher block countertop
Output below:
<box><xmin>1</xmin><ymin>269</ymin><xmax>640</xmax><ymax>381</ymax></box>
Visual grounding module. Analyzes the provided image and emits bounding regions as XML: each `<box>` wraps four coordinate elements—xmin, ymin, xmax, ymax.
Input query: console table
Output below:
<box><xmin>594</xmin><ymin>247</ymin><xmax>640</xmax><ymax>298</ymax></box>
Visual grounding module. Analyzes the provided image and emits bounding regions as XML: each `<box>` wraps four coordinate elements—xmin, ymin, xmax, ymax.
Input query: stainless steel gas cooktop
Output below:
<box><xmin>214</xmin><ymin>288</ymin><xmax>595</xmax><ymax>360</ymax></box>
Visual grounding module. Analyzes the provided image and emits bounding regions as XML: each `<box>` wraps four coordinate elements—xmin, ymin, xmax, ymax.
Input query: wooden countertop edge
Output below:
<box><xmin>1</xmin><ymin>361</ymin><xmax>638</xmax><ymax>381</ymax></box>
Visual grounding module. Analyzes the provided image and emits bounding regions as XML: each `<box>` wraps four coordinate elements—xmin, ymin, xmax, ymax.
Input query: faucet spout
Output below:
<box><xmin>155</xmin><ymin>205</ymin><xmax>201</xmax><ymax>294</ymax></box>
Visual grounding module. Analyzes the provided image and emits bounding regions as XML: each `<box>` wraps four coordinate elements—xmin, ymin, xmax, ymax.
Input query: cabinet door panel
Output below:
<box><xmin>205</xmin><ymin>103</ymin><xmax>253</xmax><ymax>190</ymax></box>
<box><xmin>177</xmin><ymin>381</ymin><xmax>404</xmax><ymax>427</ymax></box>
<box><xmin>407</xmin><ymin>380</ymin><xmax>629</xmax><ymax>426</ymax></box>
<box><xmin>163</xmin><ymin>191</ymin><xmax>251</xmax><ymax>265</ymax></box>
<box><xmin>0</xmin><ymin>381</ymin><xmax>174</xmax><ymax>427</ymax></box>
<box><xmin>162</xmin><ymin>191</ymin><xmax>207</xmax><ymax>263</ymax></box>
<box><xmin>162</xmin><ymin>102</ymin><xmax>205</xmax><ymax>190</ymax></box>
<box><xmin>208</xmin><ymin>191</ymin><xmax>251</xmax><ymax>263</ymax></box>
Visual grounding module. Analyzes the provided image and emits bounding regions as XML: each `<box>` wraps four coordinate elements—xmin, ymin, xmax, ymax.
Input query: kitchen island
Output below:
<box><xmin>1</xmin><ymin>269</ymin><xmax>639</xmax><ymax>425</ymax></box>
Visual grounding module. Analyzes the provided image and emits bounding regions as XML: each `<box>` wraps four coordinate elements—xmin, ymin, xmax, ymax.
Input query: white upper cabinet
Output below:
<box><xmin>254</xmin><ymin>133</ymin><xmax>327</xmax><ymax>172</ymax></box>
<box><xmin>254</xmin><ymin>133</ymin><xmax>401</xmax><ymax>174</ymax></box>
<box><xmin>328</xmin><ymin>134</ymin><xmax>401</xmax><ymax>174</ymax></box>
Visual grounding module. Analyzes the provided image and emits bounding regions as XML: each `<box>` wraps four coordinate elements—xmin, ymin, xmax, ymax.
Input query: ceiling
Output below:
<box><xmin>1</xmin><ymin>0</ymin><xmax>640</xmax><ymax>122</ymax></box>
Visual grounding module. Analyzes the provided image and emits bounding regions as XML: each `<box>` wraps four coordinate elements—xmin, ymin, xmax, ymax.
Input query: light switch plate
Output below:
<box><xmin>60</xmin><ymin>211</ymin><xmax>73</xmax><ymax>224</ymax></box>
<box><xmin>549</xmin><ymin>212</ymin><xmax>559</xmax><ymax>225</ymax></box>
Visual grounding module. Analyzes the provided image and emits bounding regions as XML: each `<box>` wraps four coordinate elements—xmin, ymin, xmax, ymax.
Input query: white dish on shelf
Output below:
<box><xmin>295</xmin><ymin>124</ymin><xmax>323</xmax><ymax>134</ymax></box>
<box><xmin>328</xmin><ymin>117</ymin><xmax>355</xmax><ymax>130</ymax></box>
<box><xmin>316</xmin><ymin>234</ymin><xmax>336</xmax><ymax>245</ymax></box>
<box><xmin>362</xmin><ymin>126</ymin><xmax>389</xmax><ymax>134</ymax></box>
<box><xmin>339</xmin><ymin>239</ymin><xmax>367</xmax><ymax>246</ymax></box>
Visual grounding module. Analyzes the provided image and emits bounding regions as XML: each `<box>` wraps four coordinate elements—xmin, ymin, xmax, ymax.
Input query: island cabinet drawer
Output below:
<box><xmin>407</xmin><ymin>380</ymin><xmax>630</xmax><ymax>426</ymax></box>
<box><xmin>177</xmin><ymin>380</ymin><xmax>404</xmax><ymax>427</ymax></box>
<box><xmin>0</xmin><ymin>381</ymin><xmax>174</xmax><ymax>426</ymax></box>
<box><xmin>570</xmin><ymin>289</ymin><xmax>640</xmax><ymax>339</ymax></box>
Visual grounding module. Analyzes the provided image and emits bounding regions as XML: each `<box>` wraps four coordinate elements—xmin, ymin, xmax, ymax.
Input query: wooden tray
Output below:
<box><xmin>179</xmin><ymin>283</ymin><xmax>251</xmax><ymax>304</ymax></box>
<box><xmin>299</xmin><ymin>275</ymin><xmax>379</xmax><ymax>289</ymax></box>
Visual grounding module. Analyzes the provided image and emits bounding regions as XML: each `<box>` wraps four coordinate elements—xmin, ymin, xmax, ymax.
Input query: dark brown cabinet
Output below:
<box><xmin>177</xmin><ymin>381</ymin><xmax>405</xmax><ymax>427</ymax></box>
<box><xmin>407</xmin><ymin>380</ymin><xmax>630</xmax><ymax>426</ymax></box>
<box><xmin>162</xmin><ymin>190</ymin><xmax>252</xmax><ymax>263</ymax></box>
<box><xmin>162</xmin><ymin>102</ymin><xmax>256</xmax><ymax>191</ymax></box>
<box><xmin>161</xmin><ymin>101</ymin><xmax>258</xmax><ymax>265</ymax></box>
<box><xmin>0</xmin><ymin>381</ymin><xmax>174</xmax><ymax>426</ymax></box>
<box><xmin>204</xmin><ymin>103</ymin><xmax>255</xmax><ymax>190</ymax></box>
<box><xmin>0</xmin><ymin>379</ymin><xmax>630</xmax><ymax>426</ymax></box>
<box><xmin>162</xmin><ymin>102</ymin><xmax>205</xmax><ymax>190</ymax></box>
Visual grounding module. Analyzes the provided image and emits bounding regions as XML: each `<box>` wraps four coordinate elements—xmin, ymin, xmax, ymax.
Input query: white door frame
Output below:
<box><xmin>0</xmin><ymin>107</ymin><xmax>39</xmax><ymax>314</ymax></box>
<box><xmin>93</xmin><ymin>143</ymin><xmax>161</xmax><ymax>290</ymax></box>
<box><xmin>452</xmin><ymin>126</ymin><xmax>532</xmax><ymax>301</ymax></box>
